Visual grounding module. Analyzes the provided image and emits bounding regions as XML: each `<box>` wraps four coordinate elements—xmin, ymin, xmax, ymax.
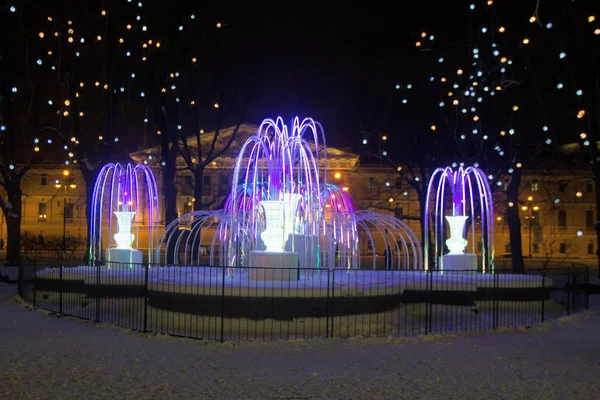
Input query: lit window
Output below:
<box><xmin>183</xmin><ymin>200</ymin><xmax>193</xmax><ymax>214</ymax></box>
<box><xmin>530</xmin><ymin>179</ymin><xmax>538</xmax><ymax>192</ymax></box>
<box><xmin>38</xmin><ymin>202</ymin><xmax>47</xmax><ymax>222</ymax></box>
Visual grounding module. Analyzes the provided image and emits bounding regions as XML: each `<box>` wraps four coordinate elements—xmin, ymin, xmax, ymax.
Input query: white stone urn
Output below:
<box><xmin>114</xmin><ymin>211</ymin><xmax>136</xmax><ymax>249</ymax></box>
<box><xmin>445</xmin><ymin>215</ymin><xmax>468</xmax><ymax>255</ymax></box>
<box><xmin>260</xmin><ymin>193</ymin><xmax>302</xmax><ymax>252</ymax></box>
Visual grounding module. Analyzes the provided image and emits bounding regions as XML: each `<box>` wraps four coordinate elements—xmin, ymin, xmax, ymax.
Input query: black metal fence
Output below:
<box><xmin>18</xmin><ymin>256</ymin><xmax>590</xmax><ymax>341</ymax></box>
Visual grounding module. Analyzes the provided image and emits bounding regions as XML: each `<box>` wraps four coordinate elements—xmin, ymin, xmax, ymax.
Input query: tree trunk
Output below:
<box><xmin>590</xmin><ymin>54</ymin><xmax>600</xmax><ymax>279</ymax></box>
<box><xmin>506</xmin><ymin>167</ymin><xmax>525</xmax><ymax>273</ymax></box>
<box><xmin>417</xmin><ymin>189</ymin><xmax>433</xmax><ymax>269</ymax></box>
<box><xmin>4</xmin><ymin>183</ymin><xmax>22</xmax><ymax>266</ymax></box>
<box><xmin>80</xmin><ymin>166</ymin><xmax>98</xmax><ymax>263</ymax></box>
<box><xmin>163</xmin><ymin>162</ymin><xmax>178</xmax><ymax>224</ymax></box>
<box><xmin>160</xmin><ymin>137</ymin><xmax>178</xmax><ymax>225</ymax></box>
<box><xmin>193</xmin><ymin>166</ymin><xmax>204</xmax><ymax>211</ymax></box>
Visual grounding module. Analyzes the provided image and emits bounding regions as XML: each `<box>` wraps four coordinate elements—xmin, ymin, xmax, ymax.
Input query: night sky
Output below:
<box><xmin>5</xmin><ymin>0</ymin><xmax>596</xmax><ymax>160</ymax></box>
<box><xmin>121</xmin><ymin>0</ymin><xmax>472</xmax><ymax>150</ymax></box>
<box><xmin>211</xmin><ymin>2</ymin><xmax>470</xmax><ymax>149</ymax></box>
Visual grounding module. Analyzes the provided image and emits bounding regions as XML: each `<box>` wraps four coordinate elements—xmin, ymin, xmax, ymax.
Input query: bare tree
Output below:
<box><xmin>0</xmin><ymin>2</ymin><xmax>80</xmax><ymax>264</ymax></box>
<box><xmin>126</xmin><ymin>7</ymin><xmax>260</xmax><ymax>224</ymax></box>
<box><xmin>537</xmin><ymin>224</ymin><xmax>577</xmax><ymax>269</ymax></box>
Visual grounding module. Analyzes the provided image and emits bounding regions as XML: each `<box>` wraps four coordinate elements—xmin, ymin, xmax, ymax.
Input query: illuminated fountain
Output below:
<box><xmin>159</xmin><ymin>117</ymin><xmax>422</xmax><ymax>278</ymax></box>
<box><xmin>34</xmin><ymin>125</ymin><xmax>556</xmax><ymax>337</ymax></box>
<box><xmin>424</xmin><ymin>165</ymin><xmax>495</xmax><ymax>272</ymax></box>
<box><xmin>90</xmin><ymin>162</ymin><xmax>159</xmax><ymax>266</ymax></box>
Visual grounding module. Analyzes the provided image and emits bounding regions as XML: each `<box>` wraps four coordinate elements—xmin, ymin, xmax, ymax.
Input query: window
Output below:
<box><xmin>181</xmin><ymin>175</ymin><xmax>193</xmax><ymax>195</ymax></box>
<box><xmin>559</xmin><ymin>242</ymin><xmax>566</xmax><ymax>254</ymax></box>
<box><xmin>395</xmin><ymin>178</ymin><xmax>402</xmax><ymax>190</ymax></box>
<box><xmin>588</xmin><ymin>243</ymin><xmax>594</xmax><ymax>255</ymax></box>
<box><xmin>368</xmin><ymin>177</ymin><xmax>375</xmax><ymax>190</ymax></box>
<box><xmin>220</xmin><ymin>175</ymin><xmax>228</xmax><ymax>186</ymax></box>
<box><xmin>587</xmin><ymin>181</ymin><xmax>594</xmax><ymax>193</ymax></box>
<box><xmin>64</xmin><ymin>202</ymin><xmax>74</xmax><ymax>223</ymax></box>
<box><xmin>203</xmin><ymin>175</ymin><xmax>211</xmax><ymax>185</ymax></box>
<box><xmin>558</xmin><ymin>209</ymin><xmax>567</xmax><ymax>228</ymax></box>
<box><xmin>38</xmin><ymin>202</ymin><xmax>47</xmax><ymax>222</ymax></box>
<box><xmin>476</xmin><ymin>242</ymin><xmax>483</xmax><ymax>253</ymax></box>
<box><xmin>530</xmin><ymin>179</ymin><xmax>538</xmax><ymax>192</ymax></box>
<box><xmin>559</xmin><ymin>181</ymin><xmax>567</xmax><ymax>192</ymax></box>
<box><xmin>504</xmin><ymin>242</ymin><xmax>510</xmax><ymax>253</ymax></box>
<box><xmin>41</xmin><ymin>173</ymin><xmax>48</xmax><ymax>186</ymax></box>
<box><xmin>394</xmin><ymin>207</ymin><xmax>403</xmax><ymax>219</ymax></box>
<box><xmin>533</xmin><ymin>242</ymin><xmax>539</xmax><ymax>254</ymax></box>
<box><xmin>586</xmin><ymin>209</ymin><xmax>594</xmax><ymax>229</ymax></box>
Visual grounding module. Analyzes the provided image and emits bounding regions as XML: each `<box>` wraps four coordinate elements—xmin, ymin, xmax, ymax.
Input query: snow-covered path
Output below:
<box><xmin>1</xmin><ymin>283</ymin><xmax>599</xmax><ymax>400</ymax></box>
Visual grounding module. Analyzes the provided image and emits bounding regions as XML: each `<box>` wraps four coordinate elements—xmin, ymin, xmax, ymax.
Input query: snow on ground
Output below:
<box><xmin>1</xmin><ymin>282</ymin><xmax>600</xmax><ymax>400</ymax></box>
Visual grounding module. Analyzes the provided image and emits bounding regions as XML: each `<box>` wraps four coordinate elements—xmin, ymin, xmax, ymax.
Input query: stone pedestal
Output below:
<box><xmin>442</xmin><ymin>254</ymin><xmax>478</xmax><ymax>271</ymax></box>
<box><xmin>249</xmin><ymin>251</ymin><xmax>299</xmax><ymax>281</ymax></box>
<box><xmin>106</xmin><ymin>248</ymin><xmax>143</xmax><ymax>268</ymax></box>
<box><xmin>286</xmin><ymin>235</ymin><xmax>319</xmax><ymax>268</ymax></box>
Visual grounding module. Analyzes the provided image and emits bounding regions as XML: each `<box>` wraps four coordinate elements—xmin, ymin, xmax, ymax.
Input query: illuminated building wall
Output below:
<box><xmin>4</xmin><ymin>131</ymin><xmax>597</xmax><ymax>261</ymax></box>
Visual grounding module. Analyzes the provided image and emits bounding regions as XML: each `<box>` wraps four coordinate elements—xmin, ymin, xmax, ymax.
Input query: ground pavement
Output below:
<box><xmin>1</xmin><ymin>283</ymin><xmax>599</xmax><ymax>400</ymax></box>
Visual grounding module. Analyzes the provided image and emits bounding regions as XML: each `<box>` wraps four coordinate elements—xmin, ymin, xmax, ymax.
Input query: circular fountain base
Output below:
<box><xmin>34</xmin><ymin>267</ymin><xmax>553</xmax><ymax>318</ymax></box>
<box><xmin>31</xmin><ymin>267</ymin><xmax>566</xmax><ymax>339</ymax></box>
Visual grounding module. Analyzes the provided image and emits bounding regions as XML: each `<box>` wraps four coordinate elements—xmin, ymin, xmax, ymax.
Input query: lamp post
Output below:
<box><xmin>522</xmin><ymin>196</ymin><xmax>540</xmax><ymax>258</ymax></box>
<box><xmin>55</xmin><ymin>170</ymin><xmax>77</xmax><ymax>252</ymax></box>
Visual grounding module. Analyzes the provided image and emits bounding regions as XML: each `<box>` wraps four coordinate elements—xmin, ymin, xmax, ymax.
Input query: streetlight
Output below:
<box><xmin>55</xmin><ymin>170</ymin><xmax>77</xmax><ymax>252</ymax></box>
<box><xmin>522</xmin><ymin>196</ymin><xmax>540</xmax><ymax>257</ymax></box>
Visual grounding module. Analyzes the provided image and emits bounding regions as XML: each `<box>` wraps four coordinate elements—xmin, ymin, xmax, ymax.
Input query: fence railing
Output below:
<box><xmin>18</xmin><ymin>257</ymin><xmax>590</xmax><ymax>342</ymax></box>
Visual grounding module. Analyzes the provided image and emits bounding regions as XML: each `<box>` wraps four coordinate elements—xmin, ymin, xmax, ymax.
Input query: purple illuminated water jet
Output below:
<box><xmin>90</xmin><ymin>163</ymin><xmax>159</xmax><ymax>265</ymax></box>
<box><xmin>160</xmin><ymin>117</ymin><xmax>422</xmax><ymax>274</ymax></box>
<box><xmin>424</xmin><ymin>166</ymin><xmax>495</xmax><ymax>273</ymax></box>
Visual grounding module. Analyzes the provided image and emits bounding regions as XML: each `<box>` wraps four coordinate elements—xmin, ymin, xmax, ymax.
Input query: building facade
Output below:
<box><xmin>3</xmin><ymin>125</ymin><xmax>596</xmax><ymax>261</ymax></box>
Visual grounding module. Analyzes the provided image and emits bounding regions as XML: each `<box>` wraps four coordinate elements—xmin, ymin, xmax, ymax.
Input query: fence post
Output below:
<box><xmin>95</xmin><ymin>263</ymin><xmax>100</xmax><ymax>323</ymax></box>
<box><xmin>59</xmin><ymin>256</ymin><xmax>63</xmax><ymax>314</ymax></box>
<box><xmin>33</xmin><ymin>258</ymin><xmax>37</xmax><ymax>307</ymax></box>
<box><xmin>330</xmin><ymin>268</ymin><xmax>335</xmax><ymax>338</ymax></box>
<box><xmin>17</xmin><ymin>255</ymin><xmax>24</xmax><ymax>298</ymax></box>
<box><xmin>143</xmin><ymin>264</ymin><xmax>149</xmax><ymax>332</ymax></box>
<box><xmin>541</xmin><ymin>269</ymin><xmax>545</xmax><ymax>323</ymax></box>
<box><xmin>493</xmin><ymin>269</ymin><xmax>498</xmax><ymax>329</ymax></box>
<box><xmin>325</xmin><ymin>268</ymin><xmax>330</xmax><ymax>339</ymax></box>
<box><xmin>425</xmin><ymin>270</ymin><xmax>431</xmax><ymax>335</ymax></box>
<box><xmin>585</xmin><ymin>267</ymin><xmax>590</xmax><ymax>310</ymax></box>
<box><xmin>566</xmin><ymin>270</ymin><xmax>571</xmax><ymax>315</ymax></box>
<box><xmin>220</xmin><ymin>266</ymin><xmax>225</xmax><ymax>343</ymax></box>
